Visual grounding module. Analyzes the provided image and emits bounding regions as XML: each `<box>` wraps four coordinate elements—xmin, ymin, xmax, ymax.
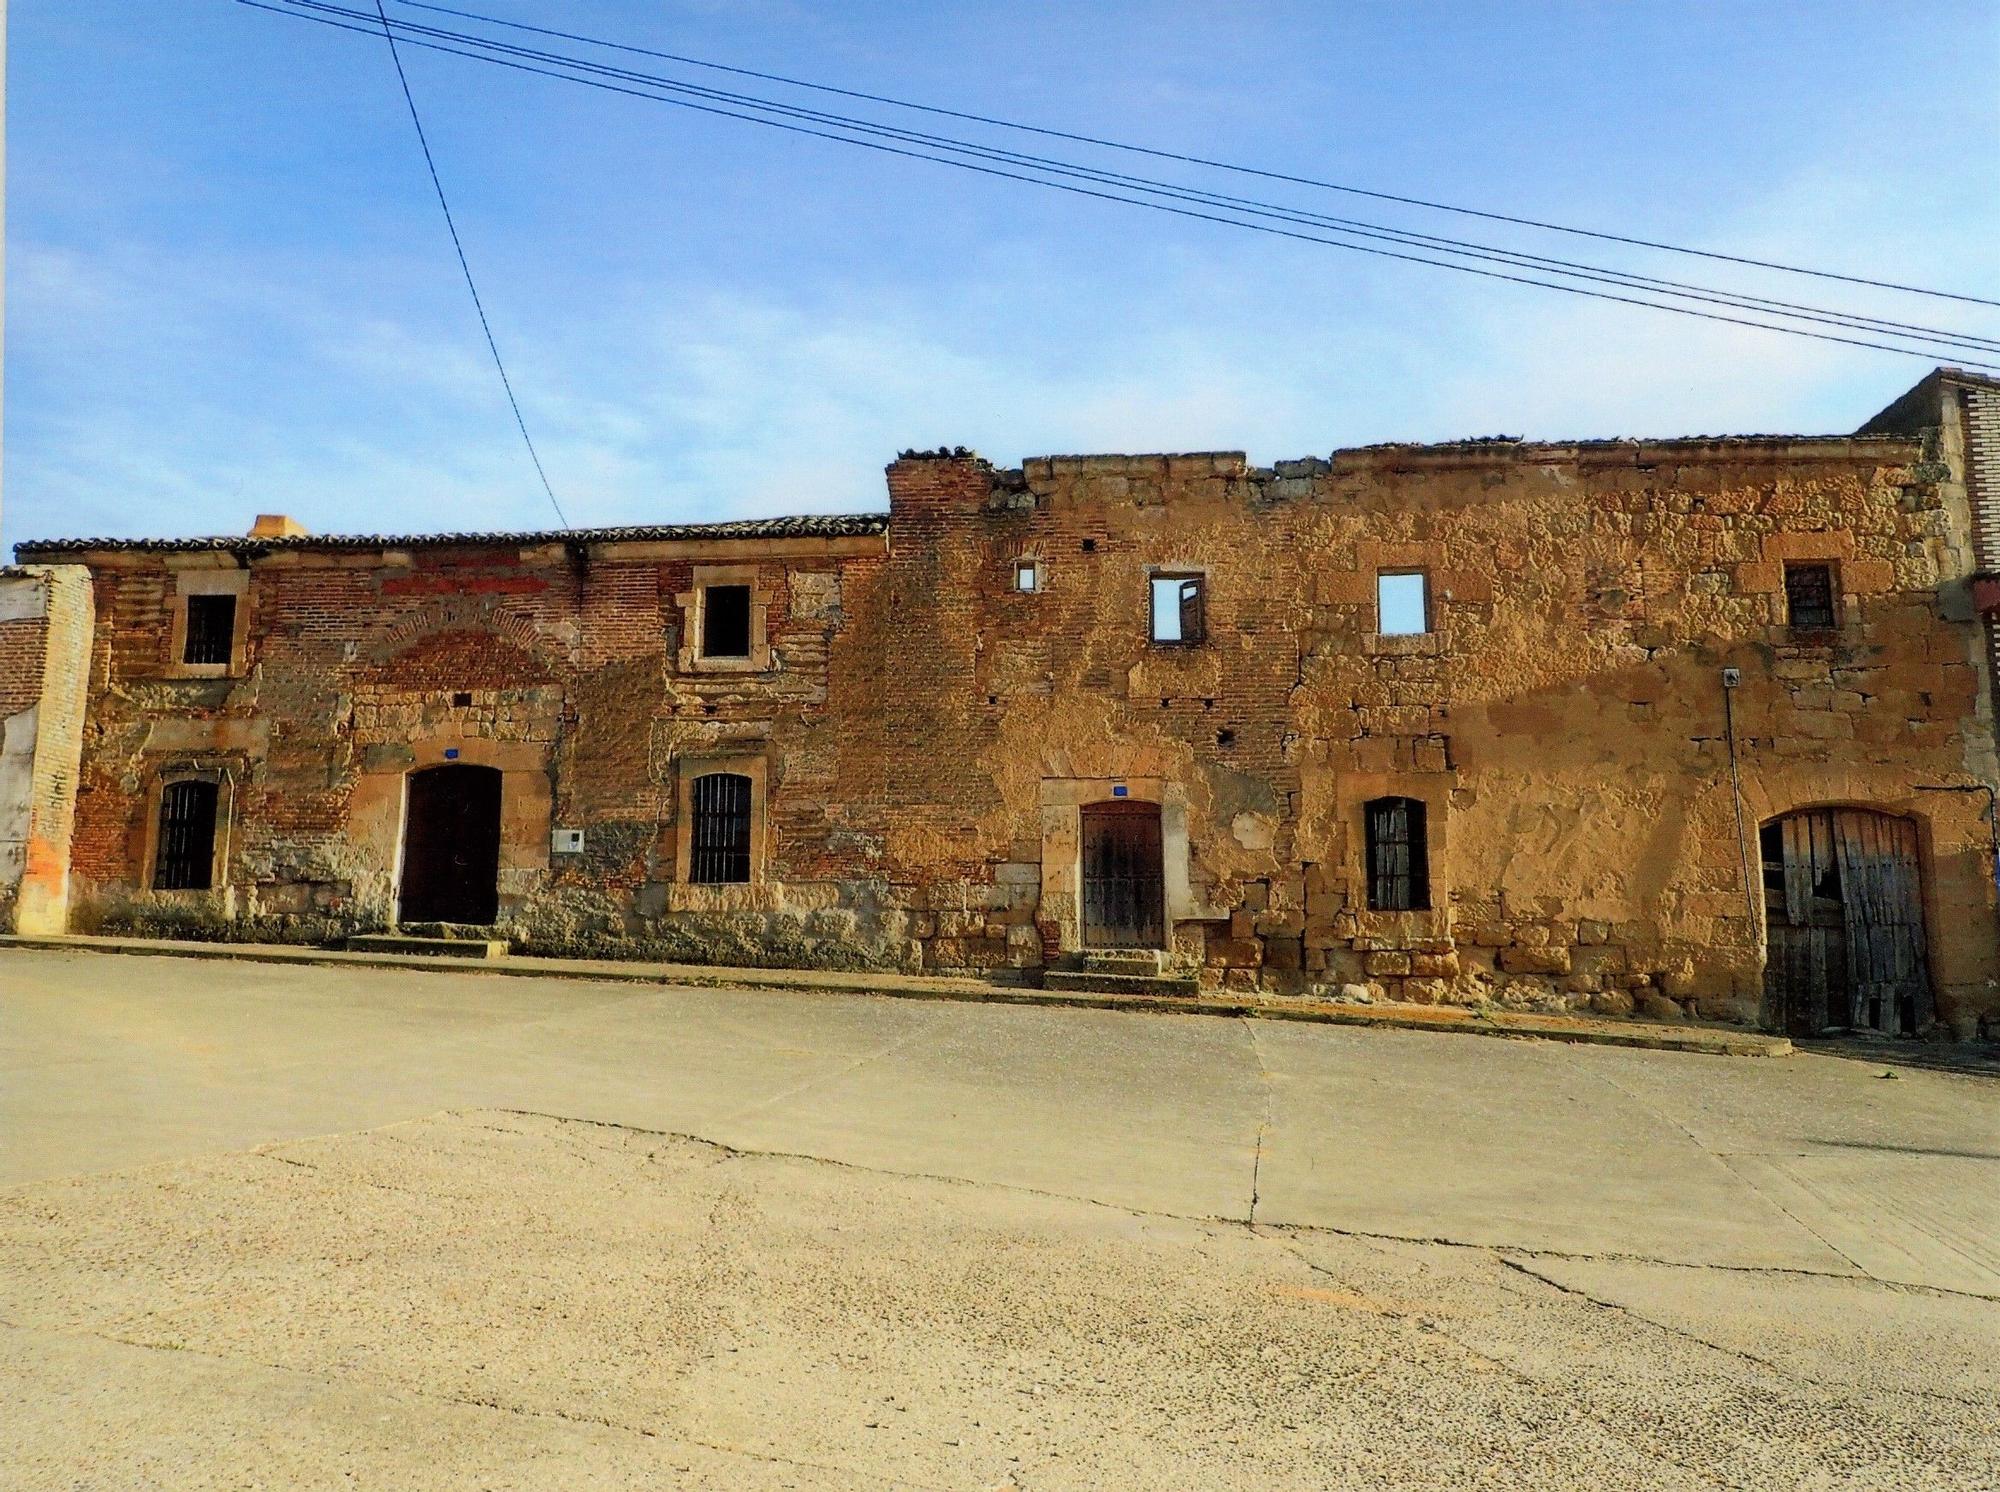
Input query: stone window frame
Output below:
<box><xmin>140</xmin><ymin>764</ymin><xmax>235</xmax><ymax>896</ymax></box>
<box><xmin>673</xmin><ymin>752</ymin><xmax>770</xmax><ymax>894</ymax></box>
<box><xmin>165</xmin><ymin>568</ymin><xmax>250</xmax><ymax>679</ymax></box>
<box><xmin>676</xmin><ymin>565</ymin><xmax>774</xmax><ymax>674</ymax></box>
<box><xmin>1343</xmin><ymin>772</ymin><xmax>1451</xmax><ymax>941</ymax></box>
<box><xmin>1014</xmin><ymin>557</ymin><xmax>1042</xmax><ymax>593</ymax></box>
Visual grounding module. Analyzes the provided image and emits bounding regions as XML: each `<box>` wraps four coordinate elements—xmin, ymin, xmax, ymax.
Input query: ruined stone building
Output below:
<box><xmin>5</xmin><ymin>369</ymin><xmax>1999</xmax><ymax>1038</ymax></box>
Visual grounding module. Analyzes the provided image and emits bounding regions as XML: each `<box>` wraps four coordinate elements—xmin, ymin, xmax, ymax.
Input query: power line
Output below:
<box><xmin>293</xmin><ymin>0</ymin><xmax>2000</xmax><ymax>360</ymax></box>
<box><xmin>355</xmin><ymin>1</ymin><xmax>2000</xmax><ymax>361</ymax></box>
<box><xmin>365</xmin><ymin>0</ymin><xmax>568</xmax><ymax>525</ymax></box>
<box><xmin>245</xmin><ymin>1</ymin><xmax>2000</xmax><ymax>372</ymax></box>
<box><xmin>393</xmin><ymin>0</ymin><xmax>2000</xmax><ymax>312</ymax></box>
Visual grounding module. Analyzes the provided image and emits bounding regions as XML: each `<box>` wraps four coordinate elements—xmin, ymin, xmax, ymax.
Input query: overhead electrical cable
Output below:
<box><xmin>364</xmin><ymin>0</ymin><xmax>569</xmax><ymax>524</ymax></box>
<box><xmin>392</xmin><ymin>0</ymin><xmax>1999</xmax><ymax>311</ymax></box>
<box><xmin>281</xmin><ymin>0</ymin><xmax>2000</xmax><ymax>360</ymax></box>
<box><xmin>244</xmin><ymin>0</ymin><xmax>2000</xmax><ymax>372</ymax></box>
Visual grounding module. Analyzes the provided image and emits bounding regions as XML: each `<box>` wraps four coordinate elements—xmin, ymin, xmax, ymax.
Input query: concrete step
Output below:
<box><xmin>1043</xmin><ymin>968</ymin><xmax>1199</xmax><ymax>998</ymax></box>
<box><xmin>346</xmin><ymin>934</ymin><xmax>508</xmax><ymax>960</ymax></box>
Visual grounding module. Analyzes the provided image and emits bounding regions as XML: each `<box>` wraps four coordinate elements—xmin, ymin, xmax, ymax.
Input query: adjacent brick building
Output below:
<box><xmin>11</xmin><ymin>370</ymin><xmax>2000</xmax><ymax>1037</ymax></box>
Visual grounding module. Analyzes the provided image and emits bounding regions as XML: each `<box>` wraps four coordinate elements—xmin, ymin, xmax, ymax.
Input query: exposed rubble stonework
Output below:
<box><xmin>12</xmin><ymin>371</ymin><xmax>2000</xmax><ymax>1037</ymax></box>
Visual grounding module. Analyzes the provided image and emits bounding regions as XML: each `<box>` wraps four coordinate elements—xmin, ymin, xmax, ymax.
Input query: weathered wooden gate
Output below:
<box><xmin>398</xmin><ymin>764</ymin><xmax>503</xmax><ymax>926</ymax></box>
<box><xmin>1081</xmin><ymin>800</ymin><xmax>1165</xmax><ymax>949</ymax></box>
<box><xmin>1761</xmin><ymin>808</ymin><xmax>1932</xmax><ymax>1036</ymax></box>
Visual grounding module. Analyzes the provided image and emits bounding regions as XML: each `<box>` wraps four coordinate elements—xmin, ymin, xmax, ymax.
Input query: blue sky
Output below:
<box><xmin>8</xmin><ymin>1</ymin><xmax>1998</xmax><ymax>545</ymax></box>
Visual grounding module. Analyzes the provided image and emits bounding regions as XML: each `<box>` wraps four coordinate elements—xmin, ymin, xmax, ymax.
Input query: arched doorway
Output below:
<box><xmin>1760</xmin><ymin>807</ymin><xmax>1932</xmax><ymax>1037</ymax></box>
<box><xmin>1080</xmin><ymin>799</ymin><xmax>1164</xmax><ymax>949</ymax></box>
<box><xmin>398</xmin><ymin>764</ymin><xmax>503</xmax><ymax>926</ymax></box>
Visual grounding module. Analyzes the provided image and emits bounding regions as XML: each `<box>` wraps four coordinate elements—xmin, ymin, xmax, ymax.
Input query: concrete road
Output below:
<box><xmin>2</xmin><ymin>948</ymin><xmax>1997</xmax><ymax>1488</ymax></box>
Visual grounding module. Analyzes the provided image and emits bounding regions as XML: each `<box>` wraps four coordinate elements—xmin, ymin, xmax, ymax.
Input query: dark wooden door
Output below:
<box><xmin>1081</xmin><ymin>800</ymin><xmax>1165</xmax><ymax>949</ymax></box>
<box><xmin>399</xmin><ymin>765</ymin><xmax>503</xmax><ymax>926</ymax></box>
<box><xmin>1762</xmin><ymin>808</ymin><xmax>1931</xmax><ymax>1036</ymax></box>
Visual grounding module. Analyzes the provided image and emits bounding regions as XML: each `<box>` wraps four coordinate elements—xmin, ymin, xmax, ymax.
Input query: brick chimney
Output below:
<box><xmin>249</xmin><ymin>514</ymin><xmax>308</xmax><ymax>539</ymax></box>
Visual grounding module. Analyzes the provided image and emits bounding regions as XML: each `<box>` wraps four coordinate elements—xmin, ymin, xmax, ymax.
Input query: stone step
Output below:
<box><xmin>346</xmin><ymin>934</ymin><xmax>508</xmax><ymax>960</ymax></box>
<box><xmin>1081</xmin><ymin>948</ymin><xmax>1165</xmax><ymax>975</ymax></box>
<box><xmin>1043</xmin><ymin>969</ymin><xmax>1199</xmax><ymax>999</ymax></box>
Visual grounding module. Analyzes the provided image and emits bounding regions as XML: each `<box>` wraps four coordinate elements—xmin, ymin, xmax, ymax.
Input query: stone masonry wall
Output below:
<box><xmin>26</xmin><ymin>405</ymin><xmax>2000</xmax><ymax>1034</ymax></box>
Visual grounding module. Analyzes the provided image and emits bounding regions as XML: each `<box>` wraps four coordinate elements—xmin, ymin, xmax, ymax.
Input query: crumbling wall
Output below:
<box><xmin>853</xmin><ymin>437</ymin><xmax>1997</xmax><ymax>1031</ymax></box>
<box><xmin>0</xmin><ymin>565</ymin><xmax>94</xmax><ymax>933</ymax></box>
<box><xmin>31</xmin><ymin>416</ymin><xmax>2000</xmax><ymax>1033</ymax></box>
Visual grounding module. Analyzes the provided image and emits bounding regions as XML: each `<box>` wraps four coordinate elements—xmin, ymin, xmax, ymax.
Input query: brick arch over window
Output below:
<box><xmin>360</xmin><ymin>596</ymin><xmax>569</xmax><ymax>671</ymax></box>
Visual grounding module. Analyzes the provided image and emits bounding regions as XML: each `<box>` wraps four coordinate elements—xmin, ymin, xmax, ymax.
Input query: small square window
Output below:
<box><xmin>182</xmin><ymin>594</ymin><xmax>237</xmax><ymax>666</ymax></box>
<box><xmin>1377</xmin><ymin>572</ymin><xmax>1428</xmax><ymax>636</ymax></box>
<box><xmin>1015</xmin><ymin>561</ymin><xmax>1039</xmax><ymax>593</ymax></box>
<box><xmin>1783</xmin><ymin>562</ymin><xmax>1836</xmax><ymax>628</ymax></box>
<box><xmin>701</xmin><ymin>584</ymin><xmax>752</xmax><ymax>658</ymax></box>
<box><xmin>1150</xmin><ymin>574</ymin><xmax>1205</xmax><ymax>645</ymax></box>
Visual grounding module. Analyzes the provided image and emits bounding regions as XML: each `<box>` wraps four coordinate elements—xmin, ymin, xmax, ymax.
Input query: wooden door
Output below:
<box><xmin>1762</xmin><ymin>808</ymin><xmax>1931</xmax><ymax>1036</ymax></box>
<box><xmin>399</xmin><ymin>765</ymin><xmax>503</xmax><ymax>926</ymax></box>
<box><xmin>1081</xmin><ymin>801</ymin><xmax>1165</xmax><ymax>949</ymax></box>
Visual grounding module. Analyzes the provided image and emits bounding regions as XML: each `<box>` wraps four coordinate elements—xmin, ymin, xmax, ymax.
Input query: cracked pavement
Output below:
<box><xmin>2</xmin><ymin>948</ymin><xmax>1997</xmax><ymax>1488</ymax></box>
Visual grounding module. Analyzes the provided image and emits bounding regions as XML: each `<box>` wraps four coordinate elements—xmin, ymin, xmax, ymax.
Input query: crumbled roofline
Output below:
<box><xmin>13</xmin><ymin>512</ymin><xmax>891</xmax><ymax>559</ymax></box>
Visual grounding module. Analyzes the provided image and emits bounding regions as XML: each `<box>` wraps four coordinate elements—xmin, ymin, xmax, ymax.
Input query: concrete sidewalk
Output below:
<box><xmin>0</xmin><ymin>931</ymin><xmax>1789</xmax><ymax>1056</ymax></box>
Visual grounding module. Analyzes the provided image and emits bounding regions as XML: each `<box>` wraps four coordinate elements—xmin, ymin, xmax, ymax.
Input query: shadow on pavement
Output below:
<box><xmin>1803</xmin><ymin>1037</ymin><xmax>2000</xmax><ymax>1080</ymax></box>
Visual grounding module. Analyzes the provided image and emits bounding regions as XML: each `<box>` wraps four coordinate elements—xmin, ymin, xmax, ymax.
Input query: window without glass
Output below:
<box><xmin>1149</xmin><ymin>574</ymin><xmax>1205</xmax><ymax>645</ymax></box>
<box><xmin>1365</xmin><ymin>796</ymin><xmax>1430</xmax><ymax>911</ymax></box>
<box><xmin>1783</xmin><ymin>562</ymin><xmax>1836</xmax><ymax>628</ymax></box>
<box><xmin>701</xmin><ymin>584</ymin><xmax>752</xmax><ymax>658</ymax></box>
<box><xmin>154</xmin><ymin>779</ymin><xmax>219</xmax><ymax>891</ymax></box>
<box><xmin>182</xmin><ymin>594</ymin><xmax>237</xmax><ymax>666</ymax></box>
<box><xmin>1377</xmin><ymin>572</ymin><xmax>1428</xmax><ymax>636</ymax></box>
<box><xmin>688</xmin><ymin>771</ymin><xmax>753</xmax><ymax>885</ymax></box>
<box><xmin>1015</xmin><ymin>560</ymin><xmax>1039</xmax><ymax>593</ymax></box>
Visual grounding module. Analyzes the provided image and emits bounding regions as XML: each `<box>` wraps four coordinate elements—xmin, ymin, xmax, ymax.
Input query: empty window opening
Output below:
<box><xmin>1377</xmin><ymin>572</ymin><xmax>1428</xmax><ymax>636</ymax></box>
<box><xmin>1015</xmin><ymin>560</ymin><xmax>1039</xmax><ymax>592</ymax></box>
<box><xmin>154</xmin><ymin>779</ymin><xmax>219</xmax><ymax>891</ymax></box>
<box><xmin>1150</xmin><ymin>574</ymin><xmax>1206</xmax><ymax>645</ymax></box>
<box><xmin>1784</xmin><ymin>562</ymin><xmax>1836</xmax><ymax>628</ymax></box>
<box><xmin>1365</xmin><ymin>796</ymin><xmax>1430</xmax><ymax>911</ymax></box>
<box><xmin>1216</xmin><ymin>728</ymin><xmax>1236</xmax><ymax>747</ymax></box>
<box><xmin>701</xmin><ymin>585</ymin><xmax>752</xmax><ymax>658</ymax></box>
<box><xmin>451</xmin><ymin>691</ymin><xmax>473</xmax><ymax>707</ymax></box>
<box><xmin>689</xmin><ymin>772</ymin><xmax>753</xmax><ymax>885</ymax></box>
<box><xmin>182</xmin><ymin>594</ymin><xmax>237</xmax><ymax>666</ymax></box>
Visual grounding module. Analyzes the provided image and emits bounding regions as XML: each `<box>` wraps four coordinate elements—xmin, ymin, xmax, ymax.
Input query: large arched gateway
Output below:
<box><xmin>1760</xmin><ymin>808</ymin><xmax>1933</xmax><ymax>1038</ymax></box>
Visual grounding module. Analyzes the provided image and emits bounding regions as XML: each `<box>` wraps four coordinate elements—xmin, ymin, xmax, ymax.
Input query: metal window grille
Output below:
<box><xmin>154</xmin><ymin>779</ymin><xmax>219</xmax><ymax>891</ymax></box>
<box><xmin>1150</xmin><ymin>574</ymin><xmax>1205</xmax><ymax>644</ymax></box>
<box><xmin>689</xmin><ymin>772</ymin><xmax>753</xmax><ymax>884</ymax></box>
<box><xmin>182</xmin><ymin>594</ymin><xmax>236</xmax><ymax>666</ymax></box>
<box><xmin>702</xmin><ymin>585</ymin><xmax>752</xmax><ymax>658</ymax></box>
<box><xmin>1365</xmin><ymin>796</ymin><xmax>1429</xmax><ymax>911</ymax></box>
<box><xmin>1783</xmin><ymin>563</ymin><xmax>1836</xmax><ymax>628</ymax></box>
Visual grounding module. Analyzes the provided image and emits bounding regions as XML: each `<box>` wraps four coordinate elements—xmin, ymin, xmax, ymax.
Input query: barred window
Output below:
<box><xmin>1365</xmin><ymin>796</ymin><xmax>1429</xmax><ymax>912</ymax></box>
<box><xmin>182</xmin><ymin>594</ymin><xmax>237</xmax><ymax>666</ymax></box>
<box><xmin>689</xmin><ymin>772</ymin><xmax>753</xmax><ymax>885</ymax></box>
<box><xmin>1783</xmin><ymin>562</ymin><xmax>1836</xmax><ymax>628</ymax></box>
<box><xmin>154</xmin><ymin>779</ymin><xmax>219</xmax><ymax>891</ymax></box>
